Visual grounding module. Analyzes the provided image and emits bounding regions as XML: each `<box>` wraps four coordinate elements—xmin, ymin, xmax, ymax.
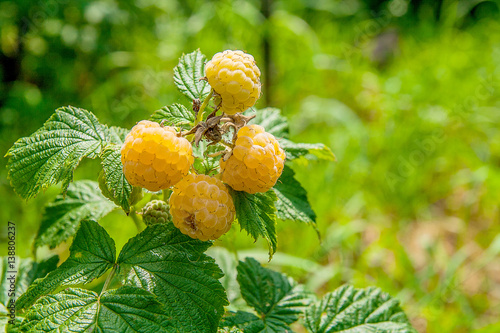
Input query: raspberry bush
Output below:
<box><xmin>3</xmin><ymin>50</ymin><xmax>417</xmax><ymax>333</ymax></box>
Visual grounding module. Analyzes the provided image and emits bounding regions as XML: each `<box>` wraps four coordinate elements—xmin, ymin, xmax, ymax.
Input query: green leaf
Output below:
<box><xmin>192</xmin><ymin>140</ymin><xmax>225</xmax><ymax>176</ymax></box>
<box><xmin>100</xmin><ymin>145</ymin><xmax>141</xmax><ymax>213</ymax></box>
<box><xmin>117</xmin><ymin>224</ymin><xmax>228</xmax><ymax>333</ymax></box>
<box><xmin>31</xmin><ymin>256</ymin><xmax>60</xmax><ymax>281</ymax></box>
<box><xmin>274</xmin><ymin>165</ymin><xmax>317</xmax><ymax>226</ymax></box>
<box><xmin>98</xmin><ymin>287</ymin><xmax>175</xmax><ymax>332</ymax></box>
<box><xmin>248</xmin><ymin>108</ymin><xmax>289</xmax><ymax>139</ymax></box>
<box><xmin>247</xmin><ymin>107</ymin><xmax>334</xmax><ymax>162</ymax></box>
<box><xmin>173</xmin><ymin>49</ymin><xmax>211</xmax><ymax>101</ymax></box>
<box><xmin>1</xmin><ymin>316</ymin><xmax>23</xmax><ymax>332</ymax></box>
<box><xmin>0</xmin><ymin>257</ymin><xmax>26</xmax><ymax>313</ymax></box>
<box><xmin>21</xmin><ymin>287</ymin><xmax>175</xmax><ymax>332</ymax></box>
<box><xmin>304</xmin><ymin>285</ymin><xmax>417</xmax><ymax>333</ymax></box>
<box><xmin>238</xmin><ymin>258</ymin><xmax>311</xmax><ymax>326</ymax></box>
<box><xmin>34</xmin><ymin>180</ymin><xmax>116</xmax><ymax>249</ymax></box>
<box><xmin>5</xmin><ymin>106</ymin><xmax>107</xmax><ymax>199</ymax></box>
<box><xmin>17</xmin><ymin>221</ymin><xmax>115</xmax><ymax>310</ymax></box>
<box><xmin>280</xmin><ymin>139</ymin><xmax>335</xmax><ymax>161</ymax></box>
<box><xmin>218</xmin><ymin>326</ymin><xmax>246</xmax><ymax>333</ymax></box>
<box><xmin>0</xmin><ymin>256</ymin><xmax>57</xmax><ymax>315</ymax></box>
<box><xmin>150</xmin><ymin>103</ymin><xmax>196</xmax><ymax>130</ymax></box>
<box><xmin>21</xmin><ymin>288</ymin><xmax>98</xmax><ymax>332</ymax></box>
<box><xmin>105</xmin><ymin>126</ymin><xmax>129</xmax><ymax>144</ymax></box>
<box><xmin>223</xmin><ymin>258</ymin><xmax>312</xmax><ymax>332</ymax></box>
<box><xmin>222</xmin><ymin>312</ymin><xmax>264</xmax><ymax>332</ymax></box>
<box><xmin>206</xmin><ymin>247</ymin><xmax>240</xmax><ymax>305</ymax></box>
<box><xmin>229</xmin><ymin>189</ymin><xmax>278</xmax><ymax>258</ymax></box>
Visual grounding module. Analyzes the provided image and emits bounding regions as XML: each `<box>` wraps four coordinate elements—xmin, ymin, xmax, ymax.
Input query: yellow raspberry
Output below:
<box><xmin>205</xmin><ymin>50</ymin><xmax>261</xmax><ymax>115</ymax></box>
<box><xmin>169</xmin><ymin>174</ymin><xmax>235</xmax><ymax>241</ymax></box>
<box><xmin>121</xmin><ymin>120</ymin><xmax>194</xmax><ymax>192</ymax></box>
<box><xmin>220</xmin><ymin>124</ymin><xmax>286</xmax><ymax>194</ymax></box>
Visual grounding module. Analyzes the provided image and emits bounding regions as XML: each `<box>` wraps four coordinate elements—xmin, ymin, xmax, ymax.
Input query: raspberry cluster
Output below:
<box><xmin>121</xmin><ymin>120</ymin><xmax>194</xmax><ymax>192</ymax></box>
<box><xmin>205</xmin><ymin>50</ymin><xmax>261</xmax><ymax>115</ymax></box>
<box><xmin>120</xmin><ymin>50</ymin><xmax>286</xmax><ymax>241</ymax></box>
<box><xmin>169</xmin><ymin>174</ymin><xmax>235</xmax><ymax>241</ymax></box>
<box><xmin>220</xmin><ymin>125</ymin><xmax>286</xmax><ymax>194</ymax></box>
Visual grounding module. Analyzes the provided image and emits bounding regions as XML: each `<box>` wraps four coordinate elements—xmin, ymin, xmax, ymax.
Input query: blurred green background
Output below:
<box><xmin>1</xmin><ymin>0</ymin><xmax>500</xmax><ymax>332</ymax></box>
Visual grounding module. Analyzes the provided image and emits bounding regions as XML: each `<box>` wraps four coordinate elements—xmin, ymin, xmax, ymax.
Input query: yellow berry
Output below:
<box><xmin>169</xmin><ymin>174</ymin><xmax>235</xmax><ymax>241</ymax></box>
<box><xmin>220</xmin><ymin>125</ymin><xmax>286</xmax><ymax>194</ymax></box>
<box><xmin>205</xmin><ymin>50</ymin><xmax>261</xmax><ymax>115</ymax></box>
<box><xmin>121</xmin><ymin>120</ymin><xmax>194</xmax><ymax>192</ymax></box>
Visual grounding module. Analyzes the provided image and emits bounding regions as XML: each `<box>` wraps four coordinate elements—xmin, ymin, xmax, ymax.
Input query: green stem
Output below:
<box><xmin>195</xmin><ymin>89</ymin><xmax>214</xmax><ymax>125</ymax></box>
<box><xmin>162</xmin><ymin>189</ymin><xmax>170</xmax><ymax>202</ymax></box>
<box><xmin>130</xmin><ymin>209</ymin><xmax>143</xmax><ymax>232</ymax></box>
<box><xmin>219</xmin><ymin>140</ymin><xmax>234</xmax><ymax>149</ymax></box>
<box><xmin>100</xmin><ymin>264</ymin><xmax>117</xmax><ymax>297</ymax></box>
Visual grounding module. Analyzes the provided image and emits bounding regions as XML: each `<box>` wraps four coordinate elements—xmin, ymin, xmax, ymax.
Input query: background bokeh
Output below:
<box><xmin>1</xmin><ymin>0</ymin><xmax>500</xmax><ymax>332</ymax></box>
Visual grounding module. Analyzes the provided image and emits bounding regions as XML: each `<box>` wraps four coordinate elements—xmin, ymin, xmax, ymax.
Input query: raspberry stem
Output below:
<box><xmin>130</xmin><ymin>209</ymin><xmax>144</xmax><ymax>232</ymax></box>
<box><xmin>99</xmin><ymin>264</ymin><xmax>117</xmax><ymax>297</ymax></box>
<box><xmin>194</xmin><ymin>89</ymin><xmax>214</xmax><ymax>125</ymax></box>
<box><xmin>219</xmin><ymin>140</ymin><xmax>235</xmax><ymax>149</ymax></box>
<box><xmin>162</xmin><ymin>189</ymin><xmax>171</xmax><ymax>202</ymax></box>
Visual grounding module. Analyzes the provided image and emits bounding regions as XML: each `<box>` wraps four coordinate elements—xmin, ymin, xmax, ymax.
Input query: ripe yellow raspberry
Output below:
<box><xmin>205</xmin><ymin>50</ymin><xmax>261</xmax><ymax>115</ymax></box>
<box><xmin>169</xmin><ymin>174</ymin><xmax>235</xmax><ymax>241</ymax></box>
<box><xmin>121</xmin><ymin>120</ymin><xmax>194</xmax><ymax>192</ymax></box>
<box><xmin>220</xmin><ymin>124</ymin><xmax>286</xmax><ymax>194</ymax></box>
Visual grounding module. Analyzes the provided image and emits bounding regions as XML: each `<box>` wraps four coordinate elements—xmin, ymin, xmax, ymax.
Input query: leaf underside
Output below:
<box><xmin>280</xmin><ymin>139</ymin><xmax>335</xmax><ymax>161</ymax></box>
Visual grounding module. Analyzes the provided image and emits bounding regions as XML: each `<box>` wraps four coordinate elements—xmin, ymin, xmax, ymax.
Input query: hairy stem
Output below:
<box><xmin>219</xmin><ymin>140</ymin><xmax>234</xmax><ymax>149</ymax></box>
<box><xmin>162</xmin><ymin>189</ymin><xmax>171</xmax><ymax>201</ymax></box>
<box><xmin>130</xmin><ymin>209</ymin><xmax>143</xmax><ymax>232</ymax></box>
<box><xmin>195</xmin><ymin>89</ymin><xmax>214</xmax><ymax>125</ymax></box>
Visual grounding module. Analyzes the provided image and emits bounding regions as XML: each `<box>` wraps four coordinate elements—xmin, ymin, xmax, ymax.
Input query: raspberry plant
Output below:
<box><xmin>2</xmin><ymin>50</ymin><xmax>417</xmax><ymax>332</ymax></box>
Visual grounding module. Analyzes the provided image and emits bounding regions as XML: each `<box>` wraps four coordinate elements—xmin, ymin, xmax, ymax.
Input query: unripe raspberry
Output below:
<box><xmin>121</xmin><ymin>120</ymin><xmax>194</xmax><ymax>192</ymax></box>
<box><xmin>142</xmin><ymin>200</ymin><xmax>172</xmax><ymax>226</ymax></box>
<box><xmin>220</xmin><ymin>124</ymin><xmax>286</xmax><ymax>194</ymax></box>
<box><xmin>169</xmin><ymin>174</ymin><xmax>235</xmax><ymax>241</ymax></box>
<box><xmin>205</xmin><ymin>50</ymin><xmax>261</xmax><ymax>115</ymax></box>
